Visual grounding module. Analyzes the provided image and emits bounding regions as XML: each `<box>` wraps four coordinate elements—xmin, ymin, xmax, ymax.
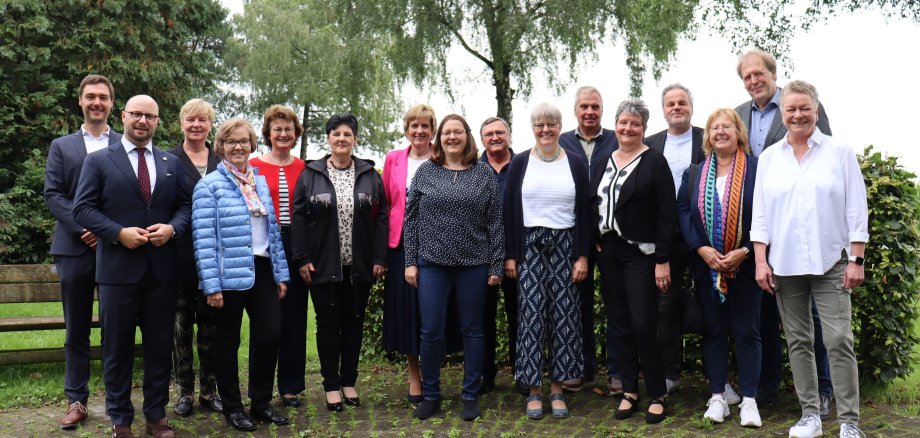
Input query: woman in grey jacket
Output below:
<box><xmin>192</xmin><ymin>118</ymin><xmax>290</xmax><ymax>432</ymax></box>
<box><xmin>291</xmin><ymin>113</ymin><xmax>388</xmax><ymax>412</ymax></box>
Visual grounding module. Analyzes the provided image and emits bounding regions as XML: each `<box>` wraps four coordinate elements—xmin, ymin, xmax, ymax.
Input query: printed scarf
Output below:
<box><xmin>223</xmin><ymin>160</ymin><xmax>268</xmax><ymax>217</ymax></box>
<box><xmin>696</xmin><ymin>148</ymin><xmax>747</xmax><ymax>303</ymax></box>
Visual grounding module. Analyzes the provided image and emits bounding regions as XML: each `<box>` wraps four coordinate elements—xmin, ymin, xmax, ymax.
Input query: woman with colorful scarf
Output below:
<box><xmin>676</xmin><ymin>108</ymin><xmax>761</xmax><ymax>428</ymax></box>
<box><xmin>192</xmin><ymin>118</ymin><xmax>290</xmax><ymax>432</ymax></box>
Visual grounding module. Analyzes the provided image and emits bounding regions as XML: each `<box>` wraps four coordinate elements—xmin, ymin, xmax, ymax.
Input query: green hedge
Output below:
<box><xmin>361</xmin><ymin>146</ymin><xmax>920</xmax><ymax>385</ymax></box>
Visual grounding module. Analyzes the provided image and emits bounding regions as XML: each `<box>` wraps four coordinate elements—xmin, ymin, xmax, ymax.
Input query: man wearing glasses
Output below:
<box><xmin>73</xmin><ymin>95</ymin><xmax>191</xmax><ymax>438</ymax></box>
<box><xmin>558</xmin><ymin>86</ymin><xmax>621</xmax><ymax>396</ymax></box>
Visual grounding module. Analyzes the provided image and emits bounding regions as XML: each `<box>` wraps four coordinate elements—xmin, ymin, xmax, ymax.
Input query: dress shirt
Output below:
<box><xmin>662</xmin><ymin>129</ymin><xmax>693</xmax><ymax>195</ymax></box>
<box><xmin>122</xmin><ymin>137</ymin><xmax>157</xmax><ymax>191</ymax></box>
<box><xmin>576</xmin><ymin>126</ymin><xmax>604</xmax><ymax>166</ymax></box>
<box><xmin>82</xmin><ymin>125</ymin><xmax>111</xmax><ymax>154</ymax></box>
<box><xmin>749</xmin><ymin>89</ymin><xmax>781</xmax><ymax>157</ymax></box>
<box><xmin>750</xmin><ymin>129</ymin><xmax>869</xmax><ymax>276</ymax></box>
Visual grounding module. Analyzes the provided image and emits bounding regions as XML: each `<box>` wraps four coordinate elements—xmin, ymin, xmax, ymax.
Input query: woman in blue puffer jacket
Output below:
<box><xmin>192</xmin><ymin>118</ymin><xmax>290</xmax><ymax>432</ymax></box>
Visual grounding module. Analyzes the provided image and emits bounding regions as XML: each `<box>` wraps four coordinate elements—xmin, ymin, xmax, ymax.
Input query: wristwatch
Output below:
<box><xmin>847</xmin><ymin>255</ymin><xmax>864</xmax><ymax>266</ymax></box>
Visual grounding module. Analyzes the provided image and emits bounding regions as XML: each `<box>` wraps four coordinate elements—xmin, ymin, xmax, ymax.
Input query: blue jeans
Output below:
<box><xmin>418</xmin><ymin>259</ymin><xmax>487</xmax><ymax>401</ymax></box>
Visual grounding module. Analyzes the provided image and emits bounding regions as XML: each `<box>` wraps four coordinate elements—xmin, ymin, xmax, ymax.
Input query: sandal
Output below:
<box><xmin>615</xmin><ymin>394</ymin><xmax>640</xmax><ymax>420</ymax></box>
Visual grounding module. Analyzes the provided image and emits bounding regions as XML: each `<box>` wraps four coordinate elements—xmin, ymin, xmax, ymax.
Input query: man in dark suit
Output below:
<box><xmin>735</xmin><ymin>49</ymin><xmax>834</xmax><ymax>415</ymax></box>
<box><xmin>73</xmin><ymin>95</ymin><xmax>191</xmax><ymax>438</ymax></box>
<box><xmin>44</xmin><ymin>74</ymin><xmax>121</xmax><ymax>430</ymax></box>
<box><xmin>558</xmin><ymin>86</ymin><xmax>619</xmax><ymax>394</ymax></box>
<box><xmin>644</xmin><ymin>83</ymin><xmax>705</xmax><ymax>397</ymax></box>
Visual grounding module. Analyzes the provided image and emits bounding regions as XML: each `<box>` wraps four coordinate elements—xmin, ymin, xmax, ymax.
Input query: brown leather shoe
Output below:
<box><xmin>60</xmin><ymin>401</ymin><xmax>87</xmax><ymax>430</ymax></box>
<box><xmin>144</xmin><ymin>418</ymin><xmax>175</xmax><ymax>438</ymax></box>
<box><xmin>112</xmin><ymin>424</ymin><xmax>135</xmax><ymax>438</ymax></box>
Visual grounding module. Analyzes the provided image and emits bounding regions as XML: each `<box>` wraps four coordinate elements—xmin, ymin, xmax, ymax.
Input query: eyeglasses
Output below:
<box><xmin>271</xmin><ymin>127</ymin><xmax>294</xmax><ymax>134</ymax></box>
<box><xmin>533</xmin><ymin>122</ymin><xmax>560</xmax><ymax>130</ymax></box>
<box><xmin>223</xmin><ymin>139</ymin><xmax>252</xmax><ymax>148</ymax></box>
<box><xmin>482</xmin><ymin>129</ymin><xmax>508</xmax><ymax>138</ymax></box>
<box><xmin>125</xmin><ymin>111</ymin><xmax>160</xmax><ymax>122</ymax></box>
<box><xmin>441</xmin><ymin>130</ymin><xmax>467</xmax><ymax>138</ymax></box>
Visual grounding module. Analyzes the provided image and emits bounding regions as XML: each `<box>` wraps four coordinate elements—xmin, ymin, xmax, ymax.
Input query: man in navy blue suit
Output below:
<box><xmin>44</xmin><ymin>74</ymin><xmax>121</xmax><ymax>430</ymax></box>
<box><xmin>73</xmin><ymin>95</ymin><xmax>191</xmax><ymax>438</ymax></box>
<box><xmin>558</xmin><ymin>86</ymin><xmax>620</xmax><ymax>395</ymax></box>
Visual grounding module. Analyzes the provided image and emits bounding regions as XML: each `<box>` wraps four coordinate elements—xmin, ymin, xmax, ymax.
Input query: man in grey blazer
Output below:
<box><xmin>643</xmin><ymin>83</ymin><xmax>705</xmax><ymax>397</ymax></box>
<box><xmin>44</xmin><ymin>74</ymin><xmax>121</xmax><ymax>430</ymax></box>
<box><xmin>735</xmin><ymin>49</ymin><xmax>834</xmax><ymax>417</ymax></box>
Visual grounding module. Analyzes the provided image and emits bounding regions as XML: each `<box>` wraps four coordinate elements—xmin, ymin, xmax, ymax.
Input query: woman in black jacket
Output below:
<box><xmin>591</xmin><ymin>98</ymin><xmax>676</xmax><ymax>424</ymax></box>
<box><xmin>291</xmin><ymin>113</ymin><xmax>388</xmax><ymax>411</ymax></box>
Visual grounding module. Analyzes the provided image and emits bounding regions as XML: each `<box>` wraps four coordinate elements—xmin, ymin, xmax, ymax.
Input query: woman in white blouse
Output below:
<box><xmin>751</xmin><ymin>80</ymin><xmax>869</xmax><ymax>438</ymax></box>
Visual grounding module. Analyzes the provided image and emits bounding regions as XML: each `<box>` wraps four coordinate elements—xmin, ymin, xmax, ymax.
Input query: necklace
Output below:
<box><xmin>328</xmin><ymin>158</ymin><xmax>353</xmax><ymax>171</ymax></box>
<box><xmin>534</xmin><ymin>146</ymin><xmax>561</xmax><ymax>162</ymax></box>
<box><xmin>268</xmin><ymin>153</ymin><xmax>293</xmax><ymax>166</ymax></box>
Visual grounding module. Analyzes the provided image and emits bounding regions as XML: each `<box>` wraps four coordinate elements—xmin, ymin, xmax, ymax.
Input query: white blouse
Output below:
<box><xmin>521</xmin><ymin>155</ymin><xmax>576</xmax><ymax>229</ymax></box>
<box><xmin>750</xmin><ymin>129</ymin><xmax>869</xmax><ymax>276</ymax></box>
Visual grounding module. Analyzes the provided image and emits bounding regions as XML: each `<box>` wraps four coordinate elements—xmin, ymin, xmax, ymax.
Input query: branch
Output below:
<box><xmin>433</xmin><ymin>10</ymin><xmax>493</xmax><ymax>69</ymax></box>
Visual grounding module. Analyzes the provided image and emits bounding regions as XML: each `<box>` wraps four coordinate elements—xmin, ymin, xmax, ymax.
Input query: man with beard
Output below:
<box><xmin>73</xmin><ymin>95</ymin><xmax>191</xmax><ymax>438</ymax></box>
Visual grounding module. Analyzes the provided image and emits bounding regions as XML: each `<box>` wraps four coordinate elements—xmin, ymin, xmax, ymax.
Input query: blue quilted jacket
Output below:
<box><xmin>192</xmin><ymin>162</ymin><xmax>290</xmax><ymax>294</ymax></box>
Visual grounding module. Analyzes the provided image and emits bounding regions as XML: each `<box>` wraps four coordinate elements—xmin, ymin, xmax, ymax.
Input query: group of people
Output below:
<box><xmin>44</xmin><ymin>47</ymin><xmax>868</xmax><ymax>438</ymax></box>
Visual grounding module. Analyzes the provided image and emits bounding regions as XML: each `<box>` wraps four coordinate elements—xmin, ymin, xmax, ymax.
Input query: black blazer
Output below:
<box><xmin>559</xmin><ymin>128</ymin><xmax>619</xmax><ymax>170</ymax></box>
<box><xmin>644</xmin><ymin>126</ymin><xmax>705</xmax><ymax>165</ymax></box>
<box><xmin>503</xmin><ymin>150</ymin><xmax>592</xmax><ymax>262</ymax></box>
<box><xmin>590</xmin><ymin>148</ymin><xmax>676</xmax><ymax>263</ymax></box>
<box><xmin>167</xmin><ymin>142</ymin><xmax>219</xmax><ymax>270</ymax></box>
<box><xmin>73</xmin><ymin>142</ymin><xmax>191</xmax><ymax>284</ymax></box>
<box><xmin>676</xmin><ymin>155</ymin><xmax>758</xmax><ymax>281</ymax></box>
<box><xmin>44</xmin><ymin>130</ymin><xmax>122</xmax><ymax>256</ymax></box>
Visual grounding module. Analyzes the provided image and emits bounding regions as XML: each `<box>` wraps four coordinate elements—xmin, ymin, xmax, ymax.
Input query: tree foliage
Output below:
<box><xmin>0</xmin><ymin>0</ymin><xmax>232</xmax><ymax>263</ymax></box>
<box><xmin>230</xmin><ymin>0</ymin><xmax>402</xmax><ymax>157</ymax></box>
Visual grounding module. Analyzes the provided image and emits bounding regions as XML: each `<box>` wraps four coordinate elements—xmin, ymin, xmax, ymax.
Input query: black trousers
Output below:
<box><xmin>54</xmin><ymin>251</ymin><xmax>96</xmax><ymax>404</ymax></box>
<box><xmin>657</xmin><ymin>233</ymin><xmax>690</xmax><ymax>380</ymax></box>
<box><xmin>596</xmin><ymin>234</ymin><xmax>666</xmax><ymax>399</ymax></box>
<box><xmin>98</xmin><ymin>268</ymin><xmax>176</xmax><ymax>426</ymax></box>
<box><xmin>212</xmin><ymin>257</ymin><xmax>281</xmax><ymax>415</ymax></box>
<box><xmin>276</xmin><ymin>227</ymin><xmax>310</xmax><ymax>395</ymax></box>
<box><xmin>172</xmin><ymin>264</ymin><xmax>217</xmax><ymax>397</ymax></box>
<box><xmin>311</xmin><ymin>266</ymin><xmax>371</xmax><ymax>392</ymax></box>
<box><xmin>482</xmin><ymin>276</ymin><xmax>518</xmax><ymax>383</ymax></box>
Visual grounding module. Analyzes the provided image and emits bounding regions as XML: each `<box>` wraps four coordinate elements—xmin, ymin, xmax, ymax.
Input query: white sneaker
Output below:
<box><xmin>724</xmin><ymin>383</ymin><xmax>741</xmax><ymax>405</ymax></box>
<box><xmin>739</xmin><ymin>398</ymin><xmax>762</xmax><ymax>428</ymax></box>
<box><xmin>839</xmin><ymin>423</ymin><xmax>866</xmax><ymax>438</ymax></box>
<box><xmin>703</xmin><ymin>395</ymin><xmax>729</xmax><ymax>423</ymax></box>
<box><xmin>788</xmin><ymin>413</ymin><xmax>823</xmax><ymax>438</ymax></box>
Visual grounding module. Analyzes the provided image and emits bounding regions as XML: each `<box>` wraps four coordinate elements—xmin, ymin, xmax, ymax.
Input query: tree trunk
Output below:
<box><xmin>300</xmin><ymin>103</ymin><xmax>310</xmax><ymax>160</ymax></box>
<box><xmin>493</xmin><ymin>68</ymin><xmax>514</xmax><ymax>125</ymax></box>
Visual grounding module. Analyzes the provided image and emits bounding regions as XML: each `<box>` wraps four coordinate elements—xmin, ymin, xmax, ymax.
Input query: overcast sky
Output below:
<box><xmin>222</xmin><ymin>1</ymin><xmax>920</xmax><ymax>173</ymax></box>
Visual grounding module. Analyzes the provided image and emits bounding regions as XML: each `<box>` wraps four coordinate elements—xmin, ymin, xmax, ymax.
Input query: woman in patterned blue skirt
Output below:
<box><xmin>503</xmin><ymin>103</ymin><xmax>592</xmax><ymax>419</ymax></box>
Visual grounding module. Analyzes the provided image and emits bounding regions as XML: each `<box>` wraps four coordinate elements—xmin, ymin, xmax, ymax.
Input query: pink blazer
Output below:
<box><xmin>382</xmin><ymin>145</ymin><xmax>412</xmax><ymax>248</ymax></box>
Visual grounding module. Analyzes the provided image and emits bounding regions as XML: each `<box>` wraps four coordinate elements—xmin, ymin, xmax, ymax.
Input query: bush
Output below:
<box><xmin>0</xmin><ymin>149</ymin><xmax>53</xmax><ymax>264</ymax></box>
<box><xmin>855</xmin><ymin>146</ymin><xmax>920</xmax><ymax>383</ymax></box>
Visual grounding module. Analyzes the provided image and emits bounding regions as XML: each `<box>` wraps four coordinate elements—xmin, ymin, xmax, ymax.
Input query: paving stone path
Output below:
<box><xmin>2</xmin><ymin>363</ymin><xmax>918</xmax><ymax>437</ymax></box>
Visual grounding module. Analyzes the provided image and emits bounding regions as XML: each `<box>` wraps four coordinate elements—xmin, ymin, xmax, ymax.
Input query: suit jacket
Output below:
<box><xmin>677</xmin><ymin>155</ymin><xmax>758</xmax><ymax>281</ymax></box>
<box><xmin>44</xmin><ymin>130</ymin><xmax>123</xmax><ymax>256</ymax></box>
<box><xmin>735</xmin><ymin>88</ymin><xmax>832</xmax><ymax>153</ymax></box>
<box><xmin>167</xmin><ymin>142</ymin><xmax>218</xmax><ymax>270</ymax></box>
<box><xmin>381</xmin><ymin>144</ymin><xmax>416</xmax><ymax>248</ymax></box>
<box><xmin>590</xmin><ymin>148</ymin><xmax>676</xmax><ymax>263</ymax></box>
<box><xmin>644</xmin><ymin>126</ymin><xmax>705</xmax><ymax>165</ymax></box>
<box><xmin>73</xmin><ymin>141</ymin><xmax>191</xmax><ymax>284</ymax></box>
<box><xmin>559</xmin><ymin>128</ymin><xmax>618</xmax><ymax>170</ymax></box>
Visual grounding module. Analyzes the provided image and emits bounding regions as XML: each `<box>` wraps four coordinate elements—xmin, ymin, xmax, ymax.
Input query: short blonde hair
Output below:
<box><xmin>178</xmin><ymin>98</ymin><xmax>215</xmax><ymax>124</ymax></box>
<box><xmin>402</xmin><ymin>104</ymin><xmax>437</xmax><ymax>133</ymax></box>
<box><xmin>214</xmin><ymin>118</ymin><xmax>258</xmax><ymax>159</ymax></box>
<box><xmin>702</xmin><ymin>108</ymin><xmax>751</xmax><ymax>156</ymax></box>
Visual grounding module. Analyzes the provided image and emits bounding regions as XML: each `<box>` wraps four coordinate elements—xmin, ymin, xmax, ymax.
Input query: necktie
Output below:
<box><xmin>136</xmin><ymin>147</ymin><xmax>151</xmax><ymax>203</ymax></box>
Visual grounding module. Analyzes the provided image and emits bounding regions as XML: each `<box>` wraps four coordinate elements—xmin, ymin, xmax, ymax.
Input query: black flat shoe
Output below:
<box><xmin>226</xmin><ymin>411</ymin><xmax>257</xmax><ymax>432</ymax></box>
<box><xmin>615</xmin><ymin>394</ymin><xmax>640</xmax><ymax>420</ymax></box>
<box><xmin>645</xmin><ymin>398</ymin><xmax>668</xmax><ymax>424</ymax></box>
<box><xmin>281</xmin><ymin>395</ymin><xmax>301</xmax><ymax>408</ymax></box>
<box><xmin>412</xmin><ymin>399</ymin><xmax>441</xmax><ymax>420</ymax></box>
<box><xmin>199</xmin><ymin>395</ymin><xmax>223</xmax><ymax>413</ymax></box>
<box><xmin>344</xmin><ymin>396</ymin><xmax>360</xmax><ymax>407</ymax></box>
<box><xmin>250</xmin><ymin>407</ymin><xmax>289</xmax><ymax>426</ymax></box>
<box><xmin>326</xmin><ymin>401</ymin><xmax>344</xmax><ymax>412</ymax></box>
<box><xmin>173</xmin><ymin>395</ymin><xmax>192</xmax><ymax>417</ymax></box>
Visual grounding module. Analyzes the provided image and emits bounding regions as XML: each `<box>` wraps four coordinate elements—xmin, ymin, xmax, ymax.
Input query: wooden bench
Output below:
<box><xmin>0</xmin><ymin>264</ymin><xmax>142</xmax><ymax>365</ymax></box>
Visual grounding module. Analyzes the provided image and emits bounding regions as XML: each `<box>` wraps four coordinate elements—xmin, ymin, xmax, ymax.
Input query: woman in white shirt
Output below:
<box><xmin>751</xmin><ymin>80</ymin><xmax>869</xmax><ymax>438</ymax></box>
<box><xmin>503</xmin><ymin>103</ymin><xmax>591</xmax><ymax>419</ymax></box>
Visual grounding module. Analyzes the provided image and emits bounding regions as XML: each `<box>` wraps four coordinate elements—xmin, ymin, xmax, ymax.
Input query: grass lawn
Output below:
<box><xmin>0</xmin><ymin>299</ymin><xmax>318</xmax><ymax>409</ymax></box>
